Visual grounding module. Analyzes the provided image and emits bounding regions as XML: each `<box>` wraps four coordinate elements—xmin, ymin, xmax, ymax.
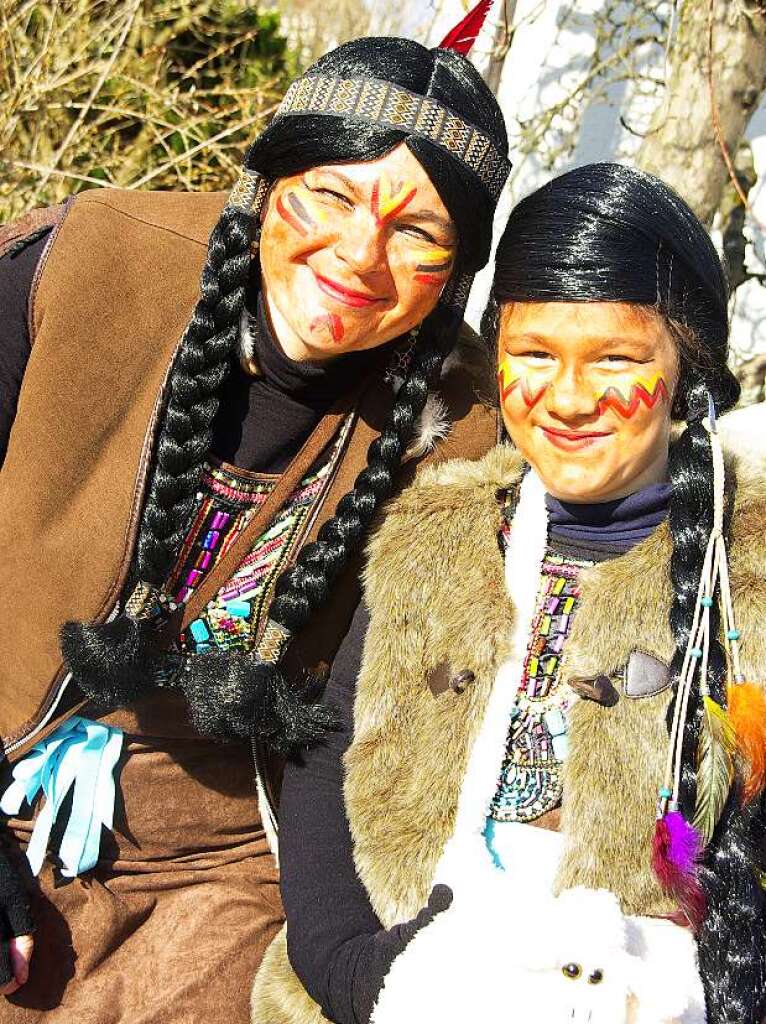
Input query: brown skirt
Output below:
<box><xmin>0</xmin><ymin>692</ymin><xmax>283</xmax><ymax>1023</ymax></box>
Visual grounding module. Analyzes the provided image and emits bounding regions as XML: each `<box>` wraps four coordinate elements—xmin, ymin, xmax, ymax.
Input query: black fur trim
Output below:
<box><xmin>60</xmin><ymin>615</ymin><xmax>165</xmax><ymax>708</ymax></box>
<box><xmin>177</xmin><ymin>651</ymin><xmax>338</xmax><ymax>753</ymax></box>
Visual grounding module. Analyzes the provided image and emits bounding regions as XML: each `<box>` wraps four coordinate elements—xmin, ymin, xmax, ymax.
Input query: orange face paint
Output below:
<box><xmin>371</xmin><ymin>176</ymin><xmax>417</xmax><ymax>226</ymax></box>
<box><xmin>597</xmin><ymin>372</ymin><xmax>669</xmax><ymax>419</ymax></box>
<box><xmin>497</xmin><ymin>357</ymin><xmax>548</xmax><ymax>408</ymax></box>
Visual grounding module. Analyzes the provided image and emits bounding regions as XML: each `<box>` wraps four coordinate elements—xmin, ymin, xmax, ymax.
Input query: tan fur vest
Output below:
<box><xmin>251</xmin><ymin>444</ymin><xmax>766</xmax><ymax>1024</ymax></box>
<box><xmin>0</xmin><ymin>190</ymin><xmax>497</xmax><ymax>761</ymax></box>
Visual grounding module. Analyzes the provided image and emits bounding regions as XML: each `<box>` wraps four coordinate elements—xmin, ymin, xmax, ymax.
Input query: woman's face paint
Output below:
<box><xmin>259</xmin><ymin>142</ymin><xmax>457</xmax><ymax>362</ymax></box>
<box><xmin>497</xmin><ymin>301</ymin><xmax>679</xmax><ymax>502</ymax></box>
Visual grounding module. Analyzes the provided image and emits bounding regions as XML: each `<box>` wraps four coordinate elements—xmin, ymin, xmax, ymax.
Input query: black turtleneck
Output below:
<box><xmin>210</xmin><ymin>291</ymin><xmax>386</xmax><ymax>474</ymax></box>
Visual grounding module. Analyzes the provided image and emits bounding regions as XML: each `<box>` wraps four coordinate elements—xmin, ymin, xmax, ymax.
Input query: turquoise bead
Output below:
<box><xmin>727</xmin><ymin>629</ymin><xmax>741</xmax><ymax>641</ymax></box>
<box><xmin>690</xmin><ymin>647</ymin><xmax>703</xmax><ymax>659</ymax></box>
<box><xmin>226</xmin><ymin>600</ymin><xmax>251</xmax><ymax>618</ymax></box>
<box><xmin>190</xmin><ymin>619</ymin><xmax>210</xmax><ymax>643</ymax></box>
<box><xmin>659</xmin><ymin>787</ymin><xmax>672</xmax><ymax>799</ymax></box>
<box><xmin>700</xmin><ymin>596</ymin><xmax>713</xmax><ymax>608</ymax></box>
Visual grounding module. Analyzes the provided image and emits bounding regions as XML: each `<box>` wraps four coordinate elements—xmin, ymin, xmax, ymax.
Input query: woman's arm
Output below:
<box><xmin>0</xmin><ymin>231</ymin><xmax>48</xmax><ymax>468</ymax></box>
<box><xmin>279</xmin><ymin>601</ymin><xmax>449</xmax><ymax>1024</ymax></box>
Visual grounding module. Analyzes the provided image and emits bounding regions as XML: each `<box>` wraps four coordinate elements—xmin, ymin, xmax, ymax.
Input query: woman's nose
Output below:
<box><xmin>334</xmin><ymin>218</ymin><xmax>388</xmax><ymax>276</ymax></box>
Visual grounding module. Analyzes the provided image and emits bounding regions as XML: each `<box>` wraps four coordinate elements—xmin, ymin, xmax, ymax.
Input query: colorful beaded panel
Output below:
<box><xmin>488</xmin><ymin>544</ymin><xmax>594</xmax><ymax>824</ymax></box>
<box><xmin>167</xmin><ymin>427</ymin><xmax>348</xmax><ymax>657</ymax></box>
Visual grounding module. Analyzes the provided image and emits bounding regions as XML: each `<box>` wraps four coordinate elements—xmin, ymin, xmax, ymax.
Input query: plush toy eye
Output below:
<box><xmin>588</xmin><ymin>969</ymin><xmax>604</xmax><ymax>985</ymax></box>
<box><xmin>562</xmin><ymin>963</ymin><xmax>582</xmax><ymax>980</ymax></box>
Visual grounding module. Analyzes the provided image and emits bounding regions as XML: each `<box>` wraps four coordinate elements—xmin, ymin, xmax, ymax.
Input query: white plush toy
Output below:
<box><xmin>372</xmin><ymin>878</ymin><xmax>706</xmax><ymax>1024</ymax></box>
<box><xmin>506</xmin><ymin>887</ymin><xmax>702</xmax><ymax>1024</ymax></box>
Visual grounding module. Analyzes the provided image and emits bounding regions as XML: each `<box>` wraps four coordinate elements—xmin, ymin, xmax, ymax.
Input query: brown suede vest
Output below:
<box><xmin>0</xmin><ymin>188</ymin><xmax>497</xmax><ymax>762</ymax></box>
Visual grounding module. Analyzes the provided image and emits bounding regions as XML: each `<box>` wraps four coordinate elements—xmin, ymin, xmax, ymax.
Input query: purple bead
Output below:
<box><xmin>185</xmin><ymin>568</ymin><xmax>202</xmax><ymax>587</ymax></box>
<box><xmin>202</xmin><ymin>530</ymin><xmax>220</xmax><ymax>550</ymax></box>
<box><xmin>211</xmin><ymin>511</ymin><xmax>230</xmax><ymax>530</ymax></box>
<box><xmin>198</xmin><ymin>551</ymin><xmax>213</xmax><ymax>570</ymax></box>
<box><xmin>549</xmin><ymin>634</ymin><xmax>566</xmax><ymax>653</ymax></box>
<box><xmin>545</xmin><ymin>596</ymin><xmax>559</xmax><ymax>614</ymax></box>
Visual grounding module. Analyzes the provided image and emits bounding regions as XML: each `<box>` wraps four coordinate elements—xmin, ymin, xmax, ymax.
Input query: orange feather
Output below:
<box><xmin>728</xmin><ymin>682</ymin><xmax>766</xmax><ymax>803</ymax></box>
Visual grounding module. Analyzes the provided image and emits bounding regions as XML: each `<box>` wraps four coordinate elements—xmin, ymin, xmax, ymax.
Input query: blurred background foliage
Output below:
<box><xmin>0</xmin><ymin>0</ymin><xmax>296</xmax><ymax>221</ymax></box>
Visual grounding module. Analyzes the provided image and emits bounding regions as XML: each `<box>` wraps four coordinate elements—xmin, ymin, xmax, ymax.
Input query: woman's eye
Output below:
<box><xmin>313</xmin><ymin>188</ymin><xmax>352</xmax><ymax>206</ymax></box>
<box><xmin>522</xmin><ymin>351</ymin><xmax>553</xmax><ymax>360</ymax></box>
<box><xmin>400</xmin><ymin>225</ymin><xmax>437</xmax><ymax>243</ymax></box>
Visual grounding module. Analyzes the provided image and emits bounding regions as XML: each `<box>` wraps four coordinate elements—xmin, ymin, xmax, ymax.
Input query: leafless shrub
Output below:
<box><xmin>0</xmin><ymin>0</ymin><xmax>293</xmax><ymax>222</ymax></box>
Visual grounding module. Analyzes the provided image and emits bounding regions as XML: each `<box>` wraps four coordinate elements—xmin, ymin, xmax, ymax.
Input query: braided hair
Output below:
<box><xmin>485</xmin><ymin>163</ymin><xmax>765</xmax><ymax>1023</ymax></box>
<box><xmin>60</xmin><ymin>36</ymin><xmax>508</xmax><ymax>750</ymax></box>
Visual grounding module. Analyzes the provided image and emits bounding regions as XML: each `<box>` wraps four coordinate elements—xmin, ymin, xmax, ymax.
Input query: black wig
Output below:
<box><xmin>61</xmin><ymin>37</ymin><xmax>508</xmax><ymax>751</ymax></box>
<box><xmin>484</xmin><ymin>162</ymin><xmax>764</xmax><ymax>1024</ymax></box>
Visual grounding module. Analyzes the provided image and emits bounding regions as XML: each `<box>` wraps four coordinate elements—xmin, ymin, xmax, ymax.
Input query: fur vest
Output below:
<box><xmin>250</xmin><ymin>443</ymin><xmax>766</xmax><ymax>1024</ymax></box>
<box><xmin>0</xmin><ymin>189</ymin><xmax>497</xmax><ymax>763</ymax></box>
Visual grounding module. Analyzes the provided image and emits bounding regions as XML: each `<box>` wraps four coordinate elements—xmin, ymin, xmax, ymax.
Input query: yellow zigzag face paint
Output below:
<box><xmin>597</xmin><ymin>372</ymin><xmax>669</xmax><ymax>419</ymax></box>
<box><xmin>497</xmin><ymin>356</ymin><xmax>549</xmax><ymax>408</ymax></box>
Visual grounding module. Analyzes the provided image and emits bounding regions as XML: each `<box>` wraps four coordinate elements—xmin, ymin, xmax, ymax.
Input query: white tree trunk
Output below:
<box><xmin>636</xmin><ymin>0</ymin><xmax>766</xmax><ymax>226</ymax></box>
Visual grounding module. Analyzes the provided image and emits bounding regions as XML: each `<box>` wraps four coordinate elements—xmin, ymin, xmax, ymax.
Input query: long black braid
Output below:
<box><xmin>669</xmin><ymin>385</ymin><xmax>766</xmax><ymax>1024</ymax></box>
<box><xmin>61</xmin><ymin>36</ymin><xmax>508</xmax><ymax>746</ymax></box>
<box><xmin>488</xmin><ymin>162</ymin><xmax>766</xmax><ymax>1021</ymax></box>
<box><xmin>138</xmin><ymin>207</ymin><xmax>252</xmax><ymax>582</ymax></box>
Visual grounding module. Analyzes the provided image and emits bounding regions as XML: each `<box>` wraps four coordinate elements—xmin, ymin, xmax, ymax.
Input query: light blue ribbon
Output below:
<box><xmin>0</xmin><ymin>716</ymin><xmax>123</xmax><ymax>878</ymax></box>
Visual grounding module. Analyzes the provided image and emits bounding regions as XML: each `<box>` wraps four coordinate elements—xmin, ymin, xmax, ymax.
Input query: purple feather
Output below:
<box><xmin>664</xmin><ymin>810</ymin><xmax>702</xmax><ymax>872</ymax></box>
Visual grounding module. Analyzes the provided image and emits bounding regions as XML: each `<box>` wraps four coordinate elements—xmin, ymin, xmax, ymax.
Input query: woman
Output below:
<box><xmin>252</xmin><ymin>163</ymin><xmax>766</xmax><ymax>1024</ymax></box>
<box><xmin>0</xmin><ymin>18</ymin><xmax>510</xmax><ymax>1021</ymax></box>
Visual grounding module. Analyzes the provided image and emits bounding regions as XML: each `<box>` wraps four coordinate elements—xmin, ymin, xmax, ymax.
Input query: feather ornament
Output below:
<box><xmin>692</xmin><ymin>695</ymin><xmax>735</xmax><ymax>844</ymax></box>
<box><xmin>651</xmin><ymin>812</ymin><xmax>705</xmax><ymax>931</ymax></box>
<box><xmin>727</xmin><ymin>682</ymin><xmax>766</xmax><ymax>803</ymax></box>
<box><xmin>438</xmin><ymin>0</ymin><xmax>493</xmax><ymax>55</ymax></box>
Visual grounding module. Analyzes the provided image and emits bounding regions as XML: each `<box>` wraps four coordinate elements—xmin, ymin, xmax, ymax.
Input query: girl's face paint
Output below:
<box><xmin>497</xmin><ymin>301</ymin><xmax>679</xmax><ymax>502</ymax></box>
<box><xmin>596</xmin><ymin>373</ymin><xmax>670</xmax><ymax>418</ymax></box>
<box><xmin>259</xmin><ymin>142</ymin><xmax>457</xmax><ymax>362</ymax></box>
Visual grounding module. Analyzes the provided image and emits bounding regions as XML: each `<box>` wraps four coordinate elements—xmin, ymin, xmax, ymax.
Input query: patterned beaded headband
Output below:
<box><xmin>271</xmin><ymin>74</ymin><xmax>510</xmax><ymax>202</ymax></box>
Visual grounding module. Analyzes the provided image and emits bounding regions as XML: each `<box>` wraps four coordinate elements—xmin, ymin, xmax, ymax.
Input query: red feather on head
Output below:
<box><xmin>438</xmin><ymin>0</ymin><xmax>494</xmax><ymax>56</ymax></box>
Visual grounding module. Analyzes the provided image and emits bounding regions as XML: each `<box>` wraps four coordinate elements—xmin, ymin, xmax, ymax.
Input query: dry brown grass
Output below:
<box><xmin>0</xmin><ymin>0</ymin><xmax>294</xmax><ymax>222</ymax></box>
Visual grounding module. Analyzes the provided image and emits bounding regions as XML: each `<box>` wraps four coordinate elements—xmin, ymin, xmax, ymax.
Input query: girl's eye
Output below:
<box><xmin>521</xmin><ymin>351</ymin><xmax>553</xmax><ymax>360</ymax></box>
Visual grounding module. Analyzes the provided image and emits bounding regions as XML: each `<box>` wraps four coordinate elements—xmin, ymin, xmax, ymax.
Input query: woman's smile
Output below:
<box><xmin>312</xmin><ymin>270</ymin><xmax>384</xmax><ymax>308</ymax></box>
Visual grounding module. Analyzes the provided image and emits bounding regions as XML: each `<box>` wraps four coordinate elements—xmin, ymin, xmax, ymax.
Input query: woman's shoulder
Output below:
<box><xmin>57</xmin><ymin>187</ymin><xmax>228</xmax><ymax>247</ymax></box>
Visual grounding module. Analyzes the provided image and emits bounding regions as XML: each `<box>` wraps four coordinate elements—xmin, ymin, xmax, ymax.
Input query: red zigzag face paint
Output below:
<box><xmin>497</xmin><ymin>357</ymin><xmax>549</xmax><ymax>408</ymax></box>
<box><xmin>596</xmin><ymin>373</ymin><xmax>669</xmax><ymax>418</ymax></box>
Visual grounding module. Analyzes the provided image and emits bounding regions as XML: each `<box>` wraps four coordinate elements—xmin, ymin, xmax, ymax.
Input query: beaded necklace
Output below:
<box><xmin>168</xmin><ymin>420</ymin><xmax>350</xmax><ymax>657</ymax></box>
<box><xmin>489</xmin><ymin>516</ymin><xmax>594</xmax><ymax>823</ymax></box>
